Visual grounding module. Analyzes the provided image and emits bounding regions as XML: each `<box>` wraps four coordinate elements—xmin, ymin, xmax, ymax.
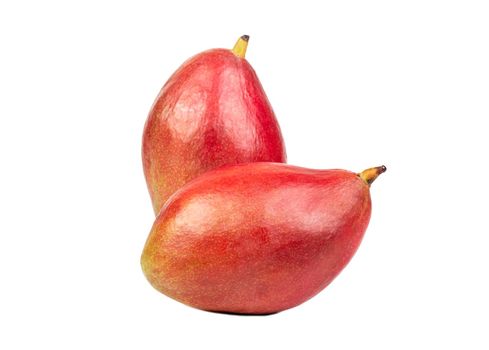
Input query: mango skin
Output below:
<box><xmin>142</xmin><ymin>48</ymin><xmax>286</xmax><ymax>215</ymax></box>
<box><xmin>141</xmin><ymin>163</ymin><xmax>372</xmax><ymax>314</ymax></box>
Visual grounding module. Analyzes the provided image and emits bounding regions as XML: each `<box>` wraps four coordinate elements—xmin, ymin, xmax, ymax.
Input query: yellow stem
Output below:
<box><xmin>359</xmin><ymin>165</ymin><xmax>387</xmax><ymax>186</ymax></box>
<box><xmin>232</xmin><ymin>35</ymin><xmax>249</xmax><ymax>58</ymax></box>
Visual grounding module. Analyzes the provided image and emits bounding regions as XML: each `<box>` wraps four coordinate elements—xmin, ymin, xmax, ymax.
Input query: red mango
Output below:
<box><xmin>141</xmin><ymin>163</ymin><xmax>386</xmax><ymax>314</ymax></box>
<box><xmin>142</xmin><ymin>36</ymin><xmax>286</xmax><ymax>215</ymax></box>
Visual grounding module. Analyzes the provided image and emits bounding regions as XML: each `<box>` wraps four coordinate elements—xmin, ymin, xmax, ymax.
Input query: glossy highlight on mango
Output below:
<box><xmin>142</xmin><ymin>35</ymin><xmax>286</xmax><ymax>215</ymax></box>
<box><xmin>141</xmin><ymin>163</ymin><xmax>386</xmax><ymax>314</ymax></box>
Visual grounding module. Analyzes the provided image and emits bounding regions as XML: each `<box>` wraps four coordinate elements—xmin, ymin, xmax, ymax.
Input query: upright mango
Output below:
<box><xmin>142</xmin><ymin>36</ymin><xmax>286</xmax><ymax>214</ymax></box>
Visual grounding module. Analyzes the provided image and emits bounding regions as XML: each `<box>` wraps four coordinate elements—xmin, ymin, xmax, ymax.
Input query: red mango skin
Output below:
<box><xmin>142</xmin><ymin>48</ymin><xmax>286</xmax><ymax>215</ymax></box>
<box><xmin>141</xmin><ymin>163</ymin><xmax>373</xmax><ymax>315</ymax></box>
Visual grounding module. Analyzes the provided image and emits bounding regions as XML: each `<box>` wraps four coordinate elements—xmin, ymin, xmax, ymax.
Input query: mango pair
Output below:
<box><xmin>141</xmin><ymin>36</ymin><xmax>385</xmax><ymax>314</ymax></box>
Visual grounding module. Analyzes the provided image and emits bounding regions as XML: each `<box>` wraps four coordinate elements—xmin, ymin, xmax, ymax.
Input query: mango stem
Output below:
<box><xmin>232</xmin><ymin>35</ymin><xmax>249</xmax><ymax>58</ymax></box>
<box><xmin>359</xmin><ymin>165</ymin><xmax>387</xmax><ymax>186</ymax></box>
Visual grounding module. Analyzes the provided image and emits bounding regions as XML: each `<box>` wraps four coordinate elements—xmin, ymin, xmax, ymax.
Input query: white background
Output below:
<box><xmin>1</xmin><ymin>1</ymin><xmax>488</xmax><ymax>349</ymax></box>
